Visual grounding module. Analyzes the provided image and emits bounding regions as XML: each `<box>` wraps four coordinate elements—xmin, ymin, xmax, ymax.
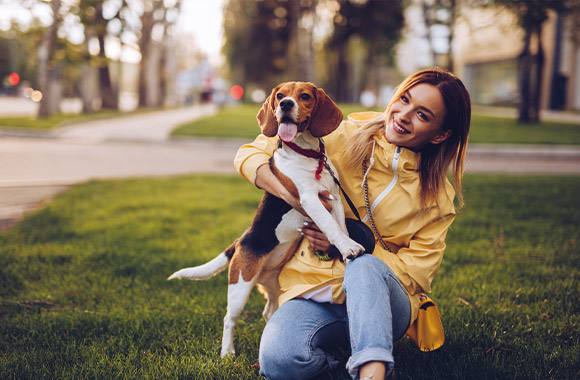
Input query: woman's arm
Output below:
<box><xmin>255</xmin><ymin>163</ymin><xmax>303</xmax><ymax>212</ymax></box>
<box><xmin>234</xmin><ymin>134</ymin><xmax>304</xmax><ymax>213</ymax></box>
<box><xmin>390</xmin><ymin>211</ymin><xmax>455</xmax><ymax>294</ymax></box>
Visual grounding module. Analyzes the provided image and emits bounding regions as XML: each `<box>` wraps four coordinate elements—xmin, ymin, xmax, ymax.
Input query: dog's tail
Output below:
<box><xmin>167</xmin><ymin>240</ymin><xmax>237</xmax><ymax>281</ymax></box>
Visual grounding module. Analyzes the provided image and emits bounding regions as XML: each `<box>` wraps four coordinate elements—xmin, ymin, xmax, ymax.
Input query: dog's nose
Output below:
<box><xmin>280</xmin><ymin>99</ymin><xmax>294</xmax><ymax>112</ymax></box>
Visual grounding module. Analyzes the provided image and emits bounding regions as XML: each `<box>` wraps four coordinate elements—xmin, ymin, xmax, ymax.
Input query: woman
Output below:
<box><xmin>234</xmin><ymin>68</ymin><xmax>471</xmax><ymax>379</ymax></box>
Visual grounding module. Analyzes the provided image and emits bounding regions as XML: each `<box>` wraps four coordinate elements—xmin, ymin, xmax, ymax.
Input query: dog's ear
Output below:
<box><xmin>257</xmin><ymin>85</ymin><xmax>281</xmax><ymax>137</ymax></box>
<box><xmin>309</xmin><ymin>87</ymin><xmax>343</xmax><ymax>138</ymax></box>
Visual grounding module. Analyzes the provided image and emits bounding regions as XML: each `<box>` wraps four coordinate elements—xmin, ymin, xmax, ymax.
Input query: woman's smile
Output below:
<box><xmin>392</xmin><ymin>119</ymin><xmax>410</xmax><ymax>134</ymax></box>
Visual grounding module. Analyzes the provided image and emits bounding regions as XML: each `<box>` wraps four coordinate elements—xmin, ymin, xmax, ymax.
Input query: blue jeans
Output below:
<box><xmin>259</xmin><ymin>255</ymin><xmax>412</xmax><ymax>379</ymax></box>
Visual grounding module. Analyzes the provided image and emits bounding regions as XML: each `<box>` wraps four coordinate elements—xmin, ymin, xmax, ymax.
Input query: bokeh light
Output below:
<box><xmin>230</xmin><ymin>85</ymin><xmax>244</xmax><ymax>100</ymax></box>
<box><xmin>8</xmin><ymin>72</ymin><xmax>20</xmax><ymax>86</ymax></box>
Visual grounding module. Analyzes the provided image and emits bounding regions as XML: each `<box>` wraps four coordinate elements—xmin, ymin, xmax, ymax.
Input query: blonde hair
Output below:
<box><xmin>344</xmin><ymin>68</ymin><xmax>471</xmax><ymax>209</ymax></box>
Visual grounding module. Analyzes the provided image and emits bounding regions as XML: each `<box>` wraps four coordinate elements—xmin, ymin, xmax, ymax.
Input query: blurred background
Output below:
<box><xmin>0</xmin><ymin>0</ymin><xmax>576</xmax><ymax>124</ymax></box>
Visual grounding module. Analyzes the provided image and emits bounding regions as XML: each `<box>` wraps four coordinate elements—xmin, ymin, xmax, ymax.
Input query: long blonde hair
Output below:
<box><xmin>344</xmin><ymin>68</ymin><xmax>471</xmax><ymax>209</ymax></box>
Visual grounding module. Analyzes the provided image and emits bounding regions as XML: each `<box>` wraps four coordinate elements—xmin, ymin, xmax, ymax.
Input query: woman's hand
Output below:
<box><xmin>300</xmin><ymin>222</ymin><xmax>334</xmax><ymax>253</ymax></box>
<box><xmin>256</xmin><ymin>163</ymin><xmax>336</xmax><ymax>254</ymax></box>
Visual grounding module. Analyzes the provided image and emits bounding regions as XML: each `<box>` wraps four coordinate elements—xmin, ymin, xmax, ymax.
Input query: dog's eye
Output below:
<box><xmin>300</xmin><ymin>94</ymin><xmax>311</xmax><ymax>101</ymax></box>
<box><xmin>276</xmin><ymin>93</ymin><xmax>284</xmax><ymax>100</ymax></box>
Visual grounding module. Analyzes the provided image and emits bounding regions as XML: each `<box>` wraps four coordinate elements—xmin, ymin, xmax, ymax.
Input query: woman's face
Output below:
<box><xmin>385</xmin><ymin>83</ymin><xmax>450</xmax><ymax>152</ymax></box>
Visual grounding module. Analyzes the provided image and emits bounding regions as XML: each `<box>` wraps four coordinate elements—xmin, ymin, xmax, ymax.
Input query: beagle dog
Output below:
<box><xmin>168</xmin><ymin>82</ymin><xmax>364</xmax><ymax>357</ymax></box>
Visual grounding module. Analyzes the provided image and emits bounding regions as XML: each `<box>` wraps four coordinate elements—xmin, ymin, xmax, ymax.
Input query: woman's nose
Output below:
<box><xmin>399</xmin><ymin>106</ymin><xmax>412</xmax><ymax>122</ymax></box>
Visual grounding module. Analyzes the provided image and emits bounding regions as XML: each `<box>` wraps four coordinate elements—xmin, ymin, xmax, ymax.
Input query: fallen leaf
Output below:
<box><xmin>457</xmin><ymin>297</ymin><xmax>470</xmax><ymax>306</ymax></box>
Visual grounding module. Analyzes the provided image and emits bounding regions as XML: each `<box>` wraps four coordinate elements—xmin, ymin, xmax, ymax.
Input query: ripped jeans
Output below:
<box><xmin>259</xmin><ymin>255</ymin><xmax>411</xmax><ymax>379</ymax></box>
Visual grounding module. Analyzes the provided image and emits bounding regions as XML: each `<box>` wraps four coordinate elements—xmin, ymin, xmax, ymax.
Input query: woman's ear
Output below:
<box><xmin>257</xmin><ymin>85</ymin><xmax>281</xmax><ymax>137</ymax></box>
<box><xmin>430</xmin><ymin>129</ymin><xmax>452</xmax><ymax>145</ymax></box>
<box><xmin>309</xmin><ymin>87</ymin><xmax>343</xmax><ymax>138</ymax></box>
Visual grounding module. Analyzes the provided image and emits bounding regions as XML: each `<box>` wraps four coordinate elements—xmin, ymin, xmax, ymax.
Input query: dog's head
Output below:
<box><xmin>256</xmin><ymin>82</ymin><xmax>343</xmax><ymax>142</ymax></box>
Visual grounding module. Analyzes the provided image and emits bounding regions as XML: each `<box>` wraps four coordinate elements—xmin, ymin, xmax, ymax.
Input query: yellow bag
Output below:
<box><xmin>405</xmin><ymin>294</ymin><xmax>445</xmax><ymax>352</ymax></box>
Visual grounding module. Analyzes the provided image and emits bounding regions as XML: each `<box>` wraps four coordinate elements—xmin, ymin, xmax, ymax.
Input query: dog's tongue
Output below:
<box><xmin>278</xmin><ymin>121</ymin><xmax>298</xmax><ymax>142</ymax></box>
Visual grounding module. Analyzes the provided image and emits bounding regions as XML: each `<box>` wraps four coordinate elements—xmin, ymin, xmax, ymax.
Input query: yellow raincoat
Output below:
<box><xmin>234</xmin><ymin>112</ymin><xmax>456</xmax><ymax>325</ymax></box>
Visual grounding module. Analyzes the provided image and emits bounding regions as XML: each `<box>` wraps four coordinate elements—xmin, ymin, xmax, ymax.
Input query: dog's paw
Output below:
<box><xmin>337</xmin><ymin>238</ymin><xmax>365</xmax><ymax>261</ymax></box>
<box><xmin>221</xmin><ymin>345</ymin><xmax>236</xmax><ymax>358</ymax></box>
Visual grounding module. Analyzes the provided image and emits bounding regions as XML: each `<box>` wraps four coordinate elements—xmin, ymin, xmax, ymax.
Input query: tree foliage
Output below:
<box><xmin>327</xmin><ymin>0</ymin><xmax>404</xmax><ymax>102</ymax></box>
<box><xmin>222</xmin><ymin>0</ymin><xmax>405</xmax><ymax>102</ymax></box>
<box><xmin>222</xmin><ymin>0</ymin><xmax>293</xmax><ymax>88</ymax></box>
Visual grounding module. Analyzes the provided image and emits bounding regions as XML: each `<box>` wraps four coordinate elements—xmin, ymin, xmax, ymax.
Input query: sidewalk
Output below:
<box><xmin>1</xmin><ymin>104</ymin><xmax>579</xmax><ymax>230</ymax></box>
<box><xmin>0</xmin><ymin>104</ymin><xmax>241</xmax><ymax>229</ymax></box>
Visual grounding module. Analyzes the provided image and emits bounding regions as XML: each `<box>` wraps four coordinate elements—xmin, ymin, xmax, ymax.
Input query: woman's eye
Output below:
<box><xmin>418</xmin><ymin>111</ymin><xmax>429</xmax><ymax>121</ymax></box>
<box><xmin>300</xmin><ymin>94</ymin><xmax>311</xmax><ymax>101</ymax></box>
<box><xmin>276</xmin><ymin>93</ymin><xmax>284</xmax><ymax>100</ymax></box>
<box><xmin>400</xmin><ymin>95</ymin><xmax>409</xmax><ymax>104</ymax></box>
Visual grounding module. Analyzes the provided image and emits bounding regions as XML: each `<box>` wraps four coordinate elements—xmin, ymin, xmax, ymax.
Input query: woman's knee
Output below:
<box><xmin>343</xmin><ymin>255</ymin><xmax>386</xmax><ymax>288</ymax></box>
<box><xmin>259</xmin><ymin>332</ymin><xmax>328</xmax><ymax>380</ymax></box>
<box><xmin>259</xmin><ymin>300</ymin><xmax>338</xmax><ymax>379</ymax></box>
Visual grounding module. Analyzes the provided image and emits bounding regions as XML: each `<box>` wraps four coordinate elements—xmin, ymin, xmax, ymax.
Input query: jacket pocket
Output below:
<box><xmin>293</xmin><ymin>239</ymin><xmax>336</xmax><ymax>270</ymax></box>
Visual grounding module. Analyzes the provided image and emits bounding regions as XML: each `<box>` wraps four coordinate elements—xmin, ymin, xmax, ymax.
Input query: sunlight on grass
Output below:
<box><xmin>1</xmin><ymin>174</ymin><xmax>579</xmax><ymax>379</ymax></box>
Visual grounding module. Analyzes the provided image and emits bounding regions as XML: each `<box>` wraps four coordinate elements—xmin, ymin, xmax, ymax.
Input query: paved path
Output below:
<box><xmin>0</xmin><ymin>104</ymin><xmax>242</xmax><ymax>229</ymax></box>
<box><xmin>1</xmin><ymin>103</ymin><xmax>580</xmax><ymax>229</ymax></box>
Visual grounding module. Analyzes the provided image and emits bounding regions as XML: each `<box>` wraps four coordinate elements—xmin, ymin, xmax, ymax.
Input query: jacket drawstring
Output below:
<box><xmin>361</xmin><ymin>140</ymin><xmax>376</xmax><ymax>187</ymax></box>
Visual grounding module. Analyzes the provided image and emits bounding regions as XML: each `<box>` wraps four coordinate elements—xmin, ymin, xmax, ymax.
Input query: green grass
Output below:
<box><xmin>469</xmin><ymin>115</ymin><xmax>580</xmax><ymax>145</ymax></box>
<box><xmin>0</xmin><ymin>174</ymin><xmax>579</xmax><ymax>379</ymax></box>
<box><xmin>172</xmin><ymin>104</ymin><xmax>580</xmax><ymax>145</ymax></box>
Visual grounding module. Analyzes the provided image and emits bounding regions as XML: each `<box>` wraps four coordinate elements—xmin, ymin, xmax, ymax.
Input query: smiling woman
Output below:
<box><xmin>385</xmin><ymin>83</ymin><xmax>449</xmax><ymax>152</ymax></box>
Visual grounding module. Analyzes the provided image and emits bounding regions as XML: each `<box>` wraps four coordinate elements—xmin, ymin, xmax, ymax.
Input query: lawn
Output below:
<box><xmin>1</xmin><ymin>174</ymin><xmax>579</xmax><ymax>379</ymax></box>
<box><xmin>172</xmin><ymin>104</ymin><xmax>580</xmax><ymax>145</ymax></box>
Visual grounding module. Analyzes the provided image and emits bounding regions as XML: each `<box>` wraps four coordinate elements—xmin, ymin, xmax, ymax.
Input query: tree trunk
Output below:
<box><xmin>447</xmin><ymin>0</ymin><xmax>457</xmax><ymax>72</ymax></box>
<box><xmin>531</xmin><ymin>23</ymin><xmax>544</xmax><ymax>122</ymax></box>
<box><xmin>336</xmin><ymin>43</ymin><xmax>349</xmax><ymax>103</ymax></box>
<box><xmin>145</xmin><ymin>41</ymin><xmax>162</xmax><ymax>107</ymax></box>
<box><xmin>79</xmin><ymin>28</ymin><xmax>96</xmax><ymax>114</ymax></box>
<box><xmin>422</xmin><ymin>0</ymin><xmax>437</xmax><ymax>67</ymax></box>
<box><xmin>98</xmin><ymin>33</ymin><xmax>117</xmax><ymax>109</ymax></box>
<box><xmin>94</xmin><ymin>2</ymin><xmax>117</xmax><ymax>110</ymax></box>
<box><xmin>138</xmin><ymin>5</ymin><xmax>154</xmax><ymax>108</ymax></box>
<box><xmin>518</xmin><ymin>28</ymin><xmax>533</xmax><ymax>123</ymax></box>
<box><xmin>37</xmin><ymin>0</ymin><xmax>61</xmax><ymax>118</ymax></box>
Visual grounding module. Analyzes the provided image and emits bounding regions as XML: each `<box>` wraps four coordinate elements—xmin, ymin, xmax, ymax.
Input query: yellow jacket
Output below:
<box><xmin>234</xmin><ymin>112</ymin><xmax>456</xmax><ymax>325</ymax></box>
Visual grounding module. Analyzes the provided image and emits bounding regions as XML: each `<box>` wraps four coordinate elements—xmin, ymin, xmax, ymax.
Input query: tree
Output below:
<box><xmin>77</xmin><ymin>0</ymin><xmax>127</xmax><ymax>112</ymax></box>
<box><xmin>327</xmin><ymin>0</ymin><xmax>405</xmax><ymax>102</ymax></box>
<box><xmin>37</xmin><ymin>0</ymin><xmax>62</xmax><ymax>118</ymax></box>
<box><xmin>420</xmin><ymin>0</ymin><xmax>459</xmax><ymax>71</ymax></box>
<box><xmin>223</xmin><ymin>0</ymin><xmax>293</xmax><ymax>89</ymax></box>
<box><xmin>135</xmin><ymin>0</ymin><xmax>182</xmax><ymax>108</ymax></box>
<box><xmin>484</xmin><ymin>0</ymin><xmax>566</xmax><ymax>123</ymax></box>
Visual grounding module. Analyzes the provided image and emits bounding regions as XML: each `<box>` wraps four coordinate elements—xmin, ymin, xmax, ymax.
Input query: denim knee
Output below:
<box><xmin>343</xmin><ymin>254</ymin><xmax>386</xmax><ymax>291</ymax></box>
<box><xmin>259</xmin><ymin>299</ymin><xmax>344</xmax><ymax>380</ymax></box>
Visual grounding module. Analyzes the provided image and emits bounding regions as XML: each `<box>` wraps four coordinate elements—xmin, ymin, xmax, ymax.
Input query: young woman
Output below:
<box><xmin>234</xmin><ymin>68</ymin><xmax>471</xmax><ymax>379</ymax></box>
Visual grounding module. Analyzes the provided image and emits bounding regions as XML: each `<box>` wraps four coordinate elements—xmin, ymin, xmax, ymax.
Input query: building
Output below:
<box><xmin>397</xmin><ymin>1</ymin><xmax>580</xmax><ymax>112</ymax></box>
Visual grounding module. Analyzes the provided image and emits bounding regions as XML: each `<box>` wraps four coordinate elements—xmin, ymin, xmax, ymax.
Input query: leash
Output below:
<box><xmin>326</xmin><ymin>153</ymin><xmax>392</xmax><ymax>253</ymax></box>
<box><xmin>282</xmin><ymin>138</ymin><xmax>359</xmax><ymax>219</ymax></box>
<box><xmin>322</xmin><ymin>160</ymin><xmax>363</xmax><ymax>223</ymax></box>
